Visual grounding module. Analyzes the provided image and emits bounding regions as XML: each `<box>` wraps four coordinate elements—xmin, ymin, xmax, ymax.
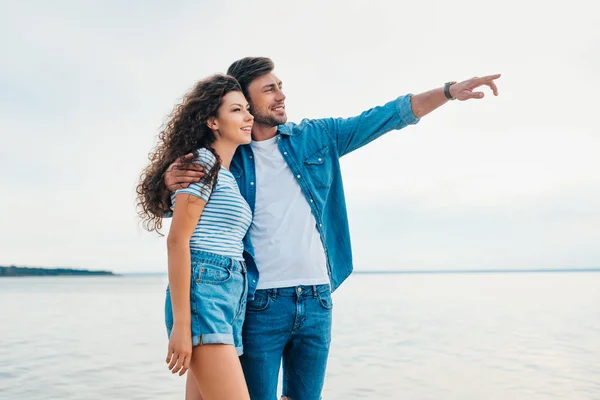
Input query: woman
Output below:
<box><xmin>136</xmin><ymin>74</ymin><xmax>253</xmax><ymax>399</ymax></box>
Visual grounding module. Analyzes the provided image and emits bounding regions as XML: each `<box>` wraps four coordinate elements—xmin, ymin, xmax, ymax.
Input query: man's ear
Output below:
<box><xmin>206</xmin><ymin>117</ymin><xmax>218</xmax><ymax>131</ymax></box>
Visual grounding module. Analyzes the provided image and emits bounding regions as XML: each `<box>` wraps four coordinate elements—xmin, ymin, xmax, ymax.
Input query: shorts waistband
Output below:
<box><xmin>190</xmin><ymin>250</ymin><xmax>246</xmax><ymax>272</ymax></box>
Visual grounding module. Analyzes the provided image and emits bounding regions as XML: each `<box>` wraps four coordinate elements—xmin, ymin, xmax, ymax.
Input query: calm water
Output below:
<box><xmin>1</xmin><ymin>273</ymin><xmax>599</xmax><ymax>399</ymax></box>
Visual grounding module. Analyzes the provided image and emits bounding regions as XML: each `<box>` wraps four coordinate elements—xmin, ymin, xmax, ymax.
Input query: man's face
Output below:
<box><xmin>246</xmin><ymin>72</ymin><xmax>287</xmax><ymax>127</ymax></box>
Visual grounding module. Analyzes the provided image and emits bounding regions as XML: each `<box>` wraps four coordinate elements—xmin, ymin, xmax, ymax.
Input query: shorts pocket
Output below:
<box><xmin>246</xmin><ymin>291</ymin><xmax>271</xmax><ymax>312</ymax></box>
<box><xmin>193</xmin><ymin>262</ymin><xmax>232</xmax><ymax>285</ymax></box>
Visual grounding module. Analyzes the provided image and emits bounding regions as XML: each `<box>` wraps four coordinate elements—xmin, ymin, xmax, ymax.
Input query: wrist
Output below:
<box><xmin>173</xmin><ymin>310</ymin><xmax>191</xmax><ymax>326</ymax></box>
<box><xmin>444</xmin><ymin>81</ymin><xmax>457</xmax><ymax>100</ymax></box>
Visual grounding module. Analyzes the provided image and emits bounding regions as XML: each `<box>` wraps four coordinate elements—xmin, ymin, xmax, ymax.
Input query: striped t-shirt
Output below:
<box><xmin>170</xmin><ymin>148</ymin><xmax>252</xmax><ymax>260</ymax></box>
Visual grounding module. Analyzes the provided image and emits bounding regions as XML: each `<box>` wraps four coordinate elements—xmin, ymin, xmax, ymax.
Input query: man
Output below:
<box><xmin>164</xmin><ymin>57</ymin><xmax>500</xmax><ymax>399</ymax></box>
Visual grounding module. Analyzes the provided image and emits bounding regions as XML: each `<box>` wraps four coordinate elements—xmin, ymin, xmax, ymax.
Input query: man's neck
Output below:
<box><xmin>251</xmin><ymin>122</ymin><xmax>278</xmax><ymax>142</ymax></box>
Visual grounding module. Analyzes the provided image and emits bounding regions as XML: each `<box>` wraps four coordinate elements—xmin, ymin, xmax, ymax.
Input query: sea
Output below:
<box><xmin>1</xmin><ymin>272</ymin><xmax>599</xmax><ymax>399</ymax></box>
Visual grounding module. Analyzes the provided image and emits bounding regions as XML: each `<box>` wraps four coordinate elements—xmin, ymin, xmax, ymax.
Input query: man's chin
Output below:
<box><xmin>254</xmin><ymin>113</ymin><xmax>288</xmax><ymax>127</ymax></box>
<box><xmin>259</xmin><ymin>116</ymin><xmax>287</xmax><ymax>127</ymax></box>
<box><xmin>272</xmin><ymin>113</ymin><xmax>287</xmax><ymax>125</ymax></box>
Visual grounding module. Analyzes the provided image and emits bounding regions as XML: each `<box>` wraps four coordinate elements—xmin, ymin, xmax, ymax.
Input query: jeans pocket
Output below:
<box><xmin>193</xmin><ymin>262</ymin><xmax>232</xmax><ymax>285</ymax></box>
<box><xmin>246</xmin><ymin>291</ymin><xmax>270</xmax><ymax>312</ymax></box>
<box><xmin>317</xmin><ymin>288</ymin><xmax>333</xmax><ymax>310</ymax></box>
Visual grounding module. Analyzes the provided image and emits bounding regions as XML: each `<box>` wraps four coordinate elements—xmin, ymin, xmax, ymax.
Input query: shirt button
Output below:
<box><xmin>297</xmin><ymin>175</ymin><xmax>301</xmax><ymax>178</ymax></box>
<box><xmin>320</xmin><ymin>223</ymin><xmax>323</xmax><ymax>227</ymax></box>
<box><xmin>249</xmin><ymin>155</ymin><xmax>253</xmax><ymax>159</ymax></box>
<box><xmin>252</xmin><ymin>279</ymin><xmax>256</xmax><ymax>283</ymax></box>
<box><xmin>318</xmin><ymin>158</ymin><xmax>322</xmax><ymax>162</ymax></box>
<box><xmin>250</xmin><ymin>182</ymin><xmax>254</xmax><ymax>185</ymax></box>
<box><xmin>283</xmin><ymin>152</ymin><xmax>288</xmax><ymax>155</ymax></box>
<box><xmin>310</xmin><ymin>199</ymin><xmax>314</xmax><ymax>203</ymax></box>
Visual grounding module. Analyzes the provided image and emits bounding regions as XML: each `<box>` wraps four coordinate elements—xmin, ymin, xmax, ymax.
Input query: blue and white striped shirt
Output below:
<box><xmin>171</xmin><ymin>148</ymin><xmax>252</xmax><ymax>260</ymax></box>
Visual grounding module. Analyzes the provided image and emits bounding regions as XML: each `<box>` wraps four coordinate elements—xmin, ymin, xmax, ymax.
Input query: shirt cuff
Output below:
<box><xmin>395</xmin><ymin>94</ymin><xmax>420</xmax><ymax>126</ymax></box>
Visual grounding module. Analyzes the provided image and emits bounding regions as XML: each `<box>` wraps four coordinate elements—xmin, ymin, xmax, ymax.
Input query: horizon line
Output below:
<box><xmin>120</xmin><ymin>268</ymin><xmax>600</xmax><ymax>276</ymax></box>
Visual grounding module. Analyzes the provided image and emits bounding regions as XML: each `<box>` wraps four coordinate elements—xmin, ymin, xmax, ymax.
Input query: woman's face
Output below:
<box><xmin>211</xmin><ymin>91</ymin><xmax>253</xmax><ymax>145</ymax></box>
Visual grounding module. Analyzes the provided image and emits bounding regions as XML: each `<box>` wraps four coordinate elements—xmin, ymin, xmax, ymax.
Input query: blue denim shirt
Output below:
<box><xmin>230</xmin><ymin>95</ymin><xmax>419</xmax><ymax>300</ymax></box>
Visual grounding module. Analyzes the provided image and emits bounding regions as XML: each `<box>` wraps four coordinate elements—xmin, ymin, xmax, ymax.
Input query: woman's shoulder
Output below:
<box><xmin>194</xmin><ymin>148</ymin><xmax>217</xmax><ymax>167</ymax></box>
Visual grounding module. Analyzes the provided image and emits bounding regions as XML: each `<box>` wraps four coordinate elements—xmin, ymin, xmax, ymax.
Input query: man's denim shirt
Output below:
<box><xmin>231</xmin><ymin>95</ymin><xmax>419</xmax><ymax>300</ymax></box>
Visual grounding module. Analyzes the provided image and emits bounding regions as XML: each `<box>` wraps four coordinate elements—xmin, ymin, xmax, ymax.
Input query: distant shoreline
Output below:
<box><xmin>353</xmin><ymin>268</ymin><xmax>600</xmax><ymax>275</ymax></box>
<box><xmin>4</xmin><ymin>267</ymin><xmax>597</xmax><ymax>277</ymax></box>
<box><xmin>0</xmin><ymin>266</ymin><xmax>117</xmax><ymax>277</ymax></box>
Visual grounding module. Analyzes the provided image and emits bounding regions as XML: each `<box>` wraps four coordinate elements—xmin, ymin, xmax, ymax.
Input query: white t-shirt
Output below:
<box><xmin>249</xmin><ymin>135</ymin><xmax>329</xmax><ymax>289</ymax></box>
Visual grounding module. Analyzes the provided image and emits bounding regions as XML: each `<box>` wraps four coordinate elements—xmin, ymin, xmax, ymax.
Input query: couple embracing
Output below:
<box><xmin>137</xmin><ymin>56</ymin><xmax>500</xmax><ymax>399</ymax></box>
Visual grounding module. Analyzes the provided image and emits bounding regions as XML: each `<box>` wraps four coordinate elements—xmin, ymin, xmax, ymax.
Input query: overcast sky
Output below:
<box><xmin>1</xmin><ymin>0</ymin><xmax>598</xmax><ymax>273</ymax></box>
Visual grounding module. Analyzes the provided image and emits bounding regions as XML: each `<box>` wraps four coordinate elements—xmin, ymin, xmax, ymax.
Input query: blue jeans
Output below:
<box><xmin>240</xmin><ymin>284</ymin><xmax>333</xmax><ymax>400</ymax></box>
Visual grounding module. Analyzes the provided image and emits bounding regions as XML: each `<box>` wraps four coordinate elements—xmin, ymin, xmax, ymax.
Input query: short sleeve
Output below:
<box><xmin>171</xmin><ymin>148</ymin><xmax>217</xmax><ymax>205</ymax></box>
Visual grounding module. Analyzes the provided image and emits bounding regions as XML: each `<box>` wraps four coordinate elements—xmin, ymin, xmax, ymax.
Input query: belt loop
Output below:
<box><xmin>271</xmin><ymin>288</ymin><xmax>277</xmax><ymax>299</ymax></box>
<box><xmin>312</xmin><ymin>285</ymin><xmax>318</xmax><ymax>298</ymax></box>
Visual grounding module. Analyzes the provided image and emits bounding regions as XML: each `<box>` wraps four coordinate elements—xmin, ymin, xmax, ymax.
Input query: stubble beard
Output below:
<box><xmin>250</xmin><ymin>105</ymin><xmax>287</xmax><ymax>127</ymax></box>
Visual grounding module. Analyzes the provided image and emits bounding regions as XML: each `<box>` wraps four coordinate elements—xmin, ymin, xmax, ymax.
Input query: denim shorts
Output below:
<box><xmin>165</xmin><ymin>250</ymin><xmax>248</xmax><ymax>355</ymax></box>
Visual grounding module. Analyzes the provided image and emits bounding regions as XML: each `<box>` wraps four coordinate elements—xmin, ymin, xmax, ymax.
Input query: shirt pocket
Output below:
<box><xmin>303</xmin><ymin>145</ymin><xmax>333</xmax><ymax>189</ymax></box>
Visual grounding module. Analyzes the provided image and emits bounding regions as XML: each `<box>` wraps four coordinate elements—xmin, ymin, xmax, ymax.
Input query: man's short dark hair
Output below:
<box><xmin>227</xmin><ymin>57</ymin><xmax>274</xmax><ymax>100</ymax></box>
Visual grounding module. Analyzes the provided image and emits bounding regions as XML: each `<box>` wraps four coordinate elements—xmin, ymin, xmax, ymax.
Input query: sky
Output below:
<box><xmin>1</xmin><ymin>0</ymin><xmax>599</xmax><ymax>273</ymax></box>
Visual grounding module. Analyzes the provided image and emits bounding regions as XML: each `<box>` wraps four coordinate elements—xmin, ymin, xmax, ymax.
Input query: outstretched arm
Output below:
<box><xmin>318</xmin><ymin>73</ymin><xmax>501</xmax><ymax>157</ymax></box>
<box><xmin>410</xmin><ymin>74</ymin><xmax>501</xmax><ymax>118</ymax></box>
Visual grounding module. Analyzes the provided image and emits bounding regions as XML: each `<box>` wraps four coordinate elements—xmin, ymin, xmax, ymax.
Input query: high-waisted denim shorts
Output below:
<box><xmin>165</xmin><ymin>250</ymin><xmax>248</xmax><ymax>355</ymax></box>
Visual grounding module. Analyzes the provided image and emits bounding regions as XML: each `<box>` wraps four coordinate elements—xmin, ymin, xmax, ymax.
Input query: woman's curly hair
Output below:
<box><xmin>136</xmin><ymin>74</ymin><xmax>242</xmax><ymax>233</ymax></box>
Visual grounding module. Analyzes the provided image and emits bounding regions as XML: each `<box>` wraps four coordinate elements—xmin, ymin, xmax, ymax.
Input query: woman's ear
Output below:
<box><xmin>206</xmin><ymin>117</ymin><xmax>218</xmax><ymax>131</ymax></box>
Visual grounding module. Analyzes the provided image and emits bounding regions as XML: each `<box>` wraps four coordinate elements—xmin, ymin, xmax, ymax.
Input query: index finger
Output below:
<box><xmin>479</xmin><ymin>76</ymin><xmax>499</xmax><ymax>96</ymax></box>
<box><xmin>473</xmin><ymin>74</ymin><xmax>500</xmax><ymax>95</ymax></box>
<box><xmin>177</xmin><ymin>163</ymin><xmax>204</xmax><ymax>172</ymax></box>
<box><xmin>474</xmin><ymin>74</ymin><xmax>501</xmax><ymax>86</ymax></box>
<box><xmin>166</xmin><ymin>161</ymin><xmax>204</xmax><ymax>173</ymax></box>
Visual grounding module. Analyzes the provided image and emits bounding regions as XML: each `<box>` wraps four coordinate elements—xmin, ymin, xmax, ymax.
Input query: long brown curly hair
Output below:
<box><xmin>136</xmin><ymin>74</ymin><xmax>242</xmax><ymax>233</ymax></box>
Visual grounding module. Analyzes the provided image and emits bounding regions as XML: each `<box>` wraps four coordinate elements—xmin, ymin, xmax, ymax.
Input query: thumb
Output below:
<box><xmin>465</xmin><ymin>91</ymin><xmax>485</xmax><ymax>100</ymax></box>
